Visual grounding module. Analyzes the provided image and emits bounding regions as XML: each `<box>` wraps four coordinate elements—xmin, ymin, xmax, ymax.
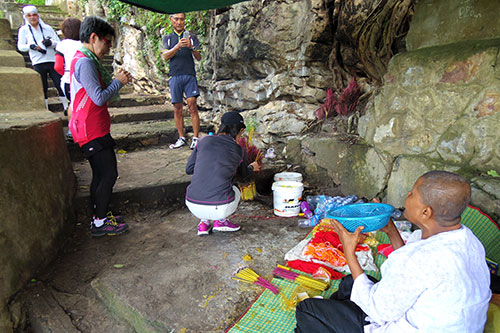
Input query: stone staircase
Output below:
<box><xmin>11</xmin><ymin>3</ymin><xmax>115</xmax><ymax>112</ymax></box>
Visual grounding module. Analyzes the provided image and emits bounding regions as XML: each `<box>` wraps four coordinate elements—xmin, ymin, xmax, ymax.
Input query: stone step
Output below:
<box><xmin>108</xmin><ymin>104</ymin><xmax>174</xmax><ymax>123</ymax></box>
<box><xmin>12</xmin><ymin>3</ymin><xmax>65</xmax><ymax>12</ymax></box>
<box><xmin>53</xmin><ymin>104</ymin><xmax>174</xmax><ymax>126</ymax></box>
<box><xmin>48</xmin><ymin>93</ymin><xmax>166</xmax><ymax>112</ymax></box>
<box><xmin>66</xmin><ymin>118</ymin><xmax>215</xmax><ymax>161</ymax></box>
<box><xmin>73</xmin><ymin>146</ymin><xmax>194</xmax><ymax>215</ymax></box>
<box><xmin>72</xmin><ymin>141</ymin><xmax>282</xmax><ymax>216</ymax></box>
<box><xmin>19</xmin><ymin>54</ymin><xmax>113</xmax><ymax>71</ymax></box>
<box><xmin>110</xmin><ymin>93</ymin><xmax>166</xmax><ymax>108</ymax></box>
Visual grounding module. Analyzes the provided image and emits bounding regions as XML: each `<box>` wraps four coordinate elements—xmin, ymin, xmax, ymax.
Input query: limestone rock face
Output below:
<box><xmin>385</xmin><ymin>156</ymin><xmax>463</xmax><ymax>208</ymax></box>
<box><xmin>208</xmin><ymin>0</ymin><xmax>333</xmax><ymax>112</ymax></box>
<box><xmin>201</xmin><ymin>100</ymin><xmax>317</xmax><ymax>148</ymax></box>
<box><xmin>470</xmin><ymin>176</ymin><xmax>500</xmax><ymax>218</ymax></box>
<box><xmin>406</xmin><ymin>0</ymin><xmax>500</xmax><ymax>51</ymax></box>
<box><xmin>359</xmin><ymin>40</ymin><xmax>500</xmax><ymax>173</ymax></box>
<box><xmin>114</xmin><ymin>25</ymin><xmax>168</xmax><ymax>96</ymax></box>
<box><xmin>286</xmin><ymin>136</ymin><xmax>393</xmax><ymax>200</ymax></box>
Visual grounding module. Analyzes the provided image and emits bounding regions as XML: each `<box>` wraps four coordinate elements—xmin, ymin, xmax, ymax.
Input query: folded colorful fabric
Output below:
<box><xmin>286</xmin><ymin>260</ymin><xmax>344</xmax><ymax>280</ymax></box>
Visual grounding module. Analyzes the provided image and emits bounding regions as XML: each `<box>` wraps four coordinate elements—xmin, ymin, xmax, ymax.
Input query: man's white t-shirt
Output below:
<box><xmin>55</xmin><ymin>39</ymin><xmax>82</xmax><ymax>85</ymax></box>
<box><xmin>351</xmin><ymin>226</ymin><xmax>491</xmax><ymax>332</ymax></box>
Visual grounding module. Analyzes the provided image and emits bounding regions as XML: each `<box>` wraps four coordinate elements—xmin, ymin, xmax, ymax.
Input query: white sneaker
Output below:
<box><xmin>190</xmin><ymin>137</ymin><xmax>199</xmax><ymax>150</ymax></box>
<box><xmin>169</xmin><ymin>137</ymin><xmax>187</xmax><ymax>149</ymax></box>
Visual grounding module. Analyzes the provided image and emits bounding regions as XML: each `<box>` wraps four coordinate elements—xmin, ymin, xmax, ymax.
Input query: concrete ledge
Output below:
<box><xmin>0</xmin><ymin>110</ymin><xmax>58</xmax><ymax>128</ymax></box>
<box><xmin>0</xmin><ymin>50</ymin><xmax>25</xmax><ymax>67</ymax></box>
<box><xmin>0</xmin><ymin>39</ymin><xmax>14</xmax><ymax>51</ymax></box>
<box><xmin>0</xmin><ymin>111</ymin><xmax>76</xmax><ymax>330</ymax></box>
<box><xmin>0</xmin><ymin>19</ymin><xmax>10</xmax><ymax>36</ymax></box>
<box><xmin>0</xmin><ymin>67</ymin><xmax>45</xmax><ymax>111</ymax></box>
<box><xmin>0</xmin><ymin>19</ymin><xmax>15</xmax><ymax>51</ymax></box>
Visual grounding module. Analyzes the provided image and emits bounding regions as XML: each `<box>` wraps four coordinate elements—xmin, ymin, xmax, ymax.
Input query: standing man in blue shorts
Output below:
<box><xmin>162</xmin><ymin>13</ymin><xmax>202</xmax><ymax>150</ymax></box>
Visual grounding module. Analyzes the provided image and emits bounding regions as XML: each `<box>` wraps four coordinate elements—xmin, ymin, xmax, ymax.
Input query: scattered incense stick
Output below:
<box><xmin>233</xmin><ymin>267</ymin><xmax>279</xmax><ymax>294</ymax></box>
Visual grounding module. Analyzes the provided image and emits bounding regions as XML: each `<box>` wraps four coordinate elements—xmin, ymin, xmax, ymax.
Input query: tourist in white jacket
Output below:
<box><xmin>17</xmin><ymin>5</ymin><xmax>67</xmax><ymax>110</ymax></box>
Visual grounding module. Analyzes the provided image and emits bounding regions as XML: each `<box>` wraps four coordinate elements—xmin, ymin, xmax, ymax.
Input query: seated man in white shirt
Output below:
<box><xmin>295</xmin><ymin>170</ymin><xmax>491</xmax><ymax>332</ymax></box>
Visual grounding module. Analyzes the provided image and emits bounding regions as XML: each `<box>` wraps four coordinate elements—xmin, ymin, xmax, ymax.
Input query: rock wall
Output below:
<box><xmin>289</xmin><ymin>0</ymin><xmax>500</xmax><ymax>220</ymax></box>
<box><xmin>406</xmin><ymin>0</ymin><xmax>500</xmax><ymax>51</ymax></box>
<box><xmin>199</xmin><ymin>0</ymin><xmax>333</xmax><ymax>146</ymax></box>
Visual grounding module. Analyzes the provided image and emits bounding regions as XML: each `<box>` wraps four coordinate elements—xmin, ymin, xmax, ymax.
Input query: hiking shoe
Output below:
<box><xmin>197</xmin><ymin>221</ymin><xmax>212</xmax><ymax>236</ymax></box>
<box><xmin>213</xmin><ymin>219</ymin><xmax>240</xmax><ymax>232</ymax></box>
<box><xmin>91</xmin><ymin>218</ymin><xmax>129</xmax><ymax>237</ymax></box>
<box><xmin>169</xmin><ymin>137</ymin><xmax>187</xmax><ymax>149</ymax></box>
<box><xmin>92</xmin><ymin>212</ymin><xmax>123</xmax><ymax>224</ymax></box>
<box><xmin>190</xmin><ymin>137</ymin><xmax>199</xmax><ymax>150</ymax></box>
<box><xmin>106</xmin><ymin>211</ymin><xmax>124</xmax><ymax>223</ymax></box>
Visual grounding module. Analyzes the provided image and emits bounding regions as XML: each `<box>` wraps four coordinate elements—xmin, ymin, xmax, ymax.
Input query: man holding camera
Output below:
<box><xmin>162</xmin><ymin>13</ymin><xmax>202</xmax><ymax>150</ymax></box>
<box><xmin>17</xmin><ymin>5</ymin><xmax>67</xmax><ymax>110</ymax></box>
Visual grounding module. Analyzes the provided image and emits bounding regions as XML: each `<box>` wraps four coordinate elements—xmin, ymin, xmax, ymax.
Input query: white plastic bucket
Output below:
<box><xmin>272</xmin><ymin>181</ymin><xmax>304</xmax><ymax>217</ymax></box>
<box><xmin>274</xmin><ymin>172</ymin><xmax>303</xmax><ymax>182</ymax></box>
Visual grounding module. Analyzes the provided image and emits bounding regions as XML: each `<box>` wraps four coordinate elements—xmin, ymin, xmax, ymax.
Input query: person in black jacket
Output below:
<box><xmin>185</xmin><ymin>111</ymin><xmax>261</xmax><ymax>236</ymax></box>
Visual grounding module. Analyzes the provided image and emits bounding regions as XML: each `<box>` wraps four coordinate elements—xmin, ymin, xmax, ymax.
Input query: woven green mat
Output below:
<box><xmin>226</xmin><ymin>277</ymin><xmax>341</xmax><ymax>333</ymax></box>
<box><xmin>227</xmin><ymin>206</ymin><xmax>499</xmax><ymax>332</ymax></box>
<box><xmin>461</xmin><ymin>206</ymin><xmax>500</xmax><ymax>265</ymax></box>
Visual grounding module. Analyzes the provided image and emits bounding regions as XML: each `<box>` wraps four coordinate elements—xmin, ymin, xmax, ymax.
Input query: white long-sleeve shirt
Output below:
<box><xmin>17</xmin><ymin>23</ymin><xmax>60</xmax><ymax>65</ymax></box>
<box><xmin>351</xmin><ymin>226</ymin><xmax>491</xmax><ymax>332</ymax></box>
<box><xmin>55</xmin><ymin>39</ymin><xmax>82</xmax><ymax>84</ymax></box>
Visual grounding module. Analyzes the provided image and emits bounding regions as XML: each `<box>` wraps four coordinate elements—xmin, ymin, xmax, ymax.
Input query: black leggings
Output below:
<box><xmin>88</xmin><ymin>147</ymin><xmax>118</xmax><ymax>219</ymax></box>
<box><xmin>33</xmin><ymin>62</ymin><xmax>64</xmax><ymax>99</ymax></box>
<box><xmin>295</xmin><ymin>275</ymin><xmax>378</xmax><ymax>333</ymax></box>
<box><xmin>64</xmin><ymin>82</ymin><xmax>70</xmax><ymax>101</ymax></box>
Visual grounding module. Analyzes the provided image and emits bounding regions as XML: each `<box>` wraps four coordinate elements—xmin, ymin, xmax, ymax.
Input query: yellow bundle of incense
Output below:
<box><xmin>233</xmin><ymin>268</ymin><xmax>279</xmax><ymax>294</ymax></box>
<box><xmin>274</xmin><ymin>265</ymin><xmax>329</xmax><ymax>291</ymax></box>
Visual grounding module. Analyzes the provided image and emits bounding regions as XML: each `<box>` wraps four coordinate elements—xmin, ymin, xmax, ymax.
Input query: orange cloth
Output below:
<box><xmin>304</xmin><ymin>242</ymin><xmax>347</xmax><ymax>267</ymax></box>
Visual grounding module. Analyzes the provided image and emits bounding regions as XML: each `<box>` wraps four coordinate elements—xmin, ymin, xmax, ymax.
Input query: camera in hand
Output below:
<box><xmin>30</xmin><ymin>44</ymin><xmax>46</xmax><ymax>54</ymax></box>
<box><xmin>42</xmin><ymin>37</ymin><xmax>52</xmax><ymax>47</ymax></box>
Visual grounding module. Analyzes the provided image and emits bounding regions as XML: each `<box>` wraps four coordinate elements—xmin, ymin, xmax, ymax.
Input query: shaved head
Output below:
<box><xmin>417</xmin><ymin>171</ymin><xmax>471</xmax><ymax>226</ymax></box>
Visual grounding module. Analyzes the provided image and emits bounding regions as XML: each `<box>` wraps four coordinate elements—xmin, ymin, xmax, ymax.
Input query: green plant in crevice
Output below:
<box><xmin>487</xmin><ymin>170</ymin><xmax>500</xmax><ymax>178</ymax></box>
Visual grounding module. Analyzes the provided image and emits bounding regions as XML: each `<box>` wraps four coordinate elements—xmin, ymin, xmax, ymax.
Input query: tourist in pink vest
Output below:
<box><xmin>68</xmin><ymin>16</ymin><xmax>132</xmax><ymax>236</ymax></box>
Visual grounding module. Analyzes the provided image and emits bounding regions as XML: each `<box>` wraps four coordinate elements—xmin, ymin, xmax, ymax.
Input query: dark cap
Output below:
<box><xmin>221</xmin><ymin>111</ymin><xmax>245</xmax><ymax>127</ymax></box>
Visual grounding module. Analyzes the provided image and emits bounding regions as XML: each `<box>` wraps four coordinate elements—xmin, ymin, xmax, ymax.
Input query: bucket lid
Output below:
<box><xmin>274</xmin><ymin>172</ymin><xmax>303</xmax><ymax>181</ymax></box>
<box><xmin>272</xmin><ymin>180</ymin><xmax>304</xmax><ymax>191</ymax></box>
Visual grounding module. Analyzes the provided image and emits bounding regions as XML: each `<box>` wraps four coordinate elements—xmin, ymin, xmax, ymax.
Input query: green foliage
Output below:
<box><xmin>15</xmin><ymin>0</ymin><xmax>45</xmax><ymax>5</ymax></box>
<box><xmin>487</xmin><ymin>170</ymin><xmax>500</xmax><ymax>178</ymax></box>
<box><xmin>100</xmin><ymin>0</ymin><xmax>209</xmax><ymax>75</ymax></box>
